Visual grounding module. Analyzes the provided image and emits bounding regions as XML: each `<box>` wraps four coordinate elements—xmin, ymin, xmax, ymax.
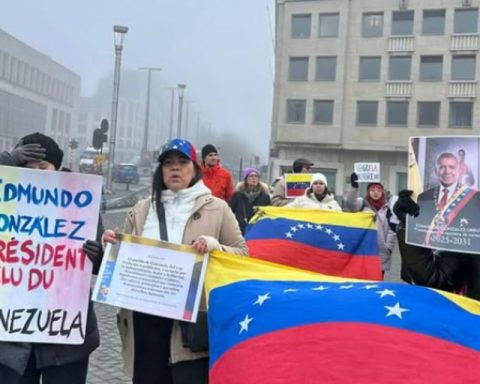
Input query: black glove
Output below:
<box><xmin>82</xmin><ymin>240</ymin><xmax>103</xmax><ymax>268</ymax></box>
<box><xmin>393</xmin><ymin>190</ymin><xmax>420</xmax><ymax>226</ymax></box>
<box><xmin>350</xmin><ymin>172</ymin><xmax>359</xmax><ymax>188</ymax></box>
<box><xmin>10</xmin><ymin>141</ymin><xmax>46</xmax><ymax>166</ymax></box>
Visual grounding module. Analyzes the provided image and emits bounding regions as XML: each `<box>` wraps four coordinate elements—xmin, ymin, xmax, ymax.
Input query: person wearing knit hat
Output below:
<box><xmin>230</xmin><ymin>167</ymin><xmax>271</xmax><ymax>235</ymax></box>
<box><xmin>271</xmin><ymin>157</ymin><xmax>314</xmax><ymax>206</ymax></box>
<box><xmin>21</xmin><ymin>132</ymin><xmax>64</xmax><ymax>170</ymax></box>
<box><xmin>287</xmin><ymin>173</ymin><xmax>341</xmax><ymax>211</ymax></box>
<box><xmin>200</xmin><ymin>143</ymin><xmax>234</xmax><ymax>202</ymax></box>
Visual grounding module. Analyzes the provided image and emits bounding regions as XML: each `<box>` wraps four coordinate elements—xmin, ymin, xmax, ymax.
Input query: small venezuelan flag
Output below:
<box><xmin>246</xmin><ymin>206</ymin><xmax>382</xmax><ymax>280</ymax></box>
<box><xmin>206</xmin><ymin>252</ymin><xmax>480</xmax><ymax>384</ymax></box>
<box><xmin>284</xmin><ymin>173</ymin><xmax>312</xmax><ymax>197</ymax></box>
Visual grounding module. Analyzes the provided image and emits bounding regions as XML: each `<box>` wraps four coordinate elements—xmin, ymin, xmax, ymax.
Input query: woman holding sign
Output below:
<box><xmin>104</xmin><ymin>138</ymin><xmax>247</xmax><ymax>384</ymax></box>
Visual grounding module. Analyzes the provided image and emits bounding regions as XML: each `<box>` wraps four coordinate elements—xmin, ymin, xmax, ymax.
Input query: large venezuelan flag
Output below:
<box><xmin>246</xmin><ymin>206</ymin><xmax>382</xmax><ymax>280</ymax></box>
<box><xmin>206</xmin><ymin>251</ymin><xmax>480</xmax><ymax>384</ymax></box>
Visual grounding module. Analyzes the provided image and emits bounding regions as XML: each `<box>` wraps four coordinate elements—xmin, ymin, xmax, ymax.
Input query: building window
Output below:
<box><xmin>362</xmin><ymin>12</ymin><xmax>384</xmax><ymax>37</ymax></box>
<box><xmin>420</xmin><ymin>56</ymin><xmax>443</xmax><ymax>81</ymax></box>
<box><xmin>417</xmin><ymin>102</ymin><xmax>440</xmax><ymax>127</ymax></box>
<box><xmin>454</xmin><ymin>8</ymin><xmax>478</xmax><ymax>34</ymax></box>
<box><xmin>286</xmin><ymin>99</ymin><xmax>306</xmax><ymax>123</ymax></box>
<box><xmin>386</xmin><ymin>101</ymin><xmax>408</xmax><ymax>127</ymax></box>
<box><xmin>313</xmin><ymin>100</ymin><xmax>334</xmax><ymax>124</ymax></box>
<box><xmin>291</xmin><ymin>14</ymin><xmax>311</xmax><ymax>38</ymax></box>
<box><xmin>316</xmin><ymin>56</ymin><xmax>336</xmax><ymax>81</ymax></box>
<box><xmin>359</xmin><ymin>57</ymin><xmax>381</xmax><ymax>81</ymax></box>
<box><xmin>422</xmin><ymin>9</ymin><xmax>445</xmax><ymax>35</ymax></box>
<box><xmin>389</xmin><ymin>56</ymin><xmax>411</xmax><ymax>80</ymax></box>
<box><xmin>449</xmin><ymin>102</ymin><xmax>473</xmax><ymax>128</ymax></box>
<box><xmin>391</xmin><ymin>10</ymin><xmax>414</xmax><ymax>36</ymax></box>
<box><xmin>289</xmin><ymin>57</ymin><xmax>309</xmax><ymax>81</ymax></box>
<box><xmin>357</xmin><ymin>101</ymin><xmax>378</xmax><ymax>126</ymax></box>
<box><xmin>319</xmin><ymin>13</ymin><xmax>339</xmax><ymax>37</ymax></box>
<box><xmin>452</xmin><ymin>55</ymin><xmax>476</xmax><ymax>80</ymax></box>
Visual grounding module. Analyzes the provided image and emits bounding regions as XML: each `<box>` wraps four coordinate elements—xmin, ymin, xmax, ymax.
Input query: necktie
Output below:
<box><xmin>438</xmin><ymin>188</ymin><xmax>449</xmax><ymax>212</ymax></box>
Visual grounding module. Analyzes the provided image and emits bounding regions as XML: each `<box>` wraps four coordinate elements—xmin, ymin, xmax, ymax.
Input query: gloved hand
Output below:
<box><xmin>82</xmin><ymin>240</ymin><xmax>104</xmax><ymax>267</ymax></box>
<box><xmin>393</xmin><ymin>190</ymin><xmax>420</xmax><ymax>226</ymax></box>
<box><xmin>350</xmin><ymin>172</ymin><xmax>359</xmax><ymax>188</ymax></box>
<box><xmin>10</xmin><ymin>141</ymin><xmax>46</xmax><ymax>166</ymax></box>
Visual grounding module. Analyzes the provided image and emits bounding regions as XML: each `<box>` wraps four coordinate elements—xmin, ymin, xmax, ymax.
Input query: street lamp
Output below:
<box><xmin>139</xmin><ymin>67</ymin><xmax>162</xmax><ymax>159</ymax></box>
<box><xmin>184</xmin><ymin>100</ymin><xmax>194</xmax><ymax>140</ymax></box>
<box><xmin>106</xmin><ymin>25</ymin><xmax>128</xmax><ymax>193</ymax></box>
<box><xmin>165</xmin><ymin>87</ymin><xmax>176</xmax><ymax>140</ymax></box>
<box><xmin>176</xmin><ymin>83</ymin><xmax>186</xmax><ymax>138</ymax></box>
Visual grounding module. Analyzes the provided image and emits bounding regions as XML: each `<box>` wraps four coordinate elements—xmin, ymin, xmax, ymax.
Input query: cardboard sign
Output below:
<box><xmin>354</xmin><ymin>163</ymin><xmax>381</xmax><ymax>183</ymax></box>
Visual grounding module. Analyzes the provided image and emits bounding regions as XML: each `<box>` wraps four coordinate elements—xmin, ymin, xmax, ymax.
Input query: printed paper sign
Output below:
<box><xmin>285</xmin><ymin>173</ymin><xmax>312</xmax><ymax>198</ymax></box>
<box><xmin>93</xmin><ymin>234</ymin><xmax>208</xmax><ymax>322</ymax></box>
<box><xmin>0</xmin><ymin>166</ymin><xmax>102</xmax><ymax>344</ymax></box>
<box><xmin>354</xmin><ymin>163</ymin><xmax>381</xmax><ymax>183</ymax></box>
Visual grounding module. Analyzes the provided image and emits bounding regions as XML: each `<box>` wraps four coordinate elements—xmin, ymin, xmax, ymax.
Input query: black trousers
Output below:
<box><xmin>0</xmin><ymin>353</ymin><xmax>88</xmax><ymax>384</ymax></box>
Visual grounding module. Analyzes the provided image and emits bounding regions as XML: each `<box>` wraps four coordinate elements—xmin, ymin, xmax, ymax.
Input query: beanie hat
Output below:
<box><xmin>310</xmin><ymin>173</ymin><xmax>328</xmax><ymax>187</ymax></box>
<box><xmin>157</xmin><ymin>138</ymin><xmax>198</xmax><ymax>163</ymax></box>
<box><xmin>242</xmin><ymin>167</ymin><xmax>259</xmax><ymax>180</ymax></box>
<box><xmin>201</xmin><ymin>144</ymin><xmax>218</xmax><ymax>160</ymax></box>
<box><xmin>21</xmin><ymin>132</ymin><xmax>63</xmax><ymax>170</ymax></box>
<box><xmin>292</xmin><ymin>158</ymin><xmax>313</xmax><ymax>173</ymax></box>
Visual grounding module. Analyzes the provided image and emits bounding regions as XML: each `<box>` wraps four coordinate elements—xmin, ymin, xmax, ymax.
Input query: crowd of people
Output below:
<box><xmin>0</xmin><ymin>132</ymin><xmax>477</xmax><ymax>384</ymax></box>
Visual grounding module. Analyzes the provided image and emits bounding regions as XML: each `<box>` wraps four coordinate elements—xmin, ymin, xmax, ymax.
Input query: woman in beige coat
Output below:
<box><xmin>104</xmin><ymin>138</ymin><xmax>247</xmax><ymax>384</ymax></box>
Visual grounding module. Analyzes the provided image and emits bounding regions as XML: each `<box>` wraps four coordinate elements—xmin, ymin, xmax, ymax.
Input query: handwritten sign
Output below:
<box><xmin>0</xmin><ymin>166</ymin><xmax>102</xmax><ymax>344</ymax></box>
<box><xmin>93</xmin><ymin>234</ymin><xmax>208</xmax><ymax>322</ymax></box>
<box><xmin>354</xmin><ymin>163</ymin><xmax>381</xmax><ymax>183</ymax></box>
<box><xmin>285</xmin><ymin>173</ymin><xmax>313</xmax><ymax>198</ymax></box>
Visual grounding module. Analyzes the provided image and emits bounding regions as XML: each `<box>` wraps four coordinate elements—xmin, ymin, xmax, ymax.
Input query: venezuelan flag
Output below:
<box><xmin>245</xmin><ymin>206</ymin><xmax>382</xmax><ymax>280</ymax></box>
<box><xmin>285</xmin><ymin>173</ymin><xmax>312</xmax><ymax>197</ymax></box>
<box><xmin>206</xmin><ymin>252</ymin><xmax>480</xmax><ymax>384</ymax></box>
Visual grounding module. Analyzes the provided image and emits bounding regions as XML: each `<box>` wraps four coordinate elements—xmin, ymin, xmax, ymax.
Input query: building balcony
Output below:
<box><xmin>388</xmin><ymin>36</ymin><xmax>414</xmax><ymax>53</ymax></box>
<box><xmin>448</xmin><ymin>81</ymin><xmax>477</xmax><ymax>98</ymax></box>
<box><xmin>385</xmin><ymin>81</ymin><xmax>412</xmax><ymax>98</ymax></box>
<box><xmin>450</xmin><ymin>34</ymin><xmax>479</xmax><ymax>51</ymax></box>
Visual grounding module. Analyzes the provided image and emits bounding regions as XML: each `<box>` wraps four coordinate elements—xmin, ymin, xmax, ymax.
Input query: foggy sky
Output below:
<box><xmin>0</xmin><ymin>0</ymin><xmax>274</xmax><ymax>158</ymax></box>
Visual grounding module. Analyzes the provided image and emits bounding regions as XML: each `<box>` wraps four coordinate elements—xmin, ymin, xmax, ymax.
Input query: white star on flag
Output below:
<box><xmin>316</xmin><ymin>225</ymin><xmax>323</xmax><ymax>230</ymax></box>
<box><xmin>333</xmin><ymin>235</ymin><xmax>340</xmax><ymax>241</ymax></box>
<box><xmin>376</xmin><ymin>289</ymin><xmax>396</xmax><ymax>298</ymax></box>
<box><xmin>173</xmin><ymin>145</ymin><xmax>178</xmax><ymax>149</ymax></box>
<box><xmin>298</xmin><ymin>224</ymin><xmax>305</xmax><ymax>229</ymax></box>
<box><xmin>385</xmin><ymin>302</ymin><xmax>409</xmax><ymax>319</ymax></box>
<box><xmin>290</xmin><ymin>226</ymin><xmax>297</xmax><ymax>231</ymax></box>
<box><xmin>239</xmin><ymin>314</ymin><xmax>253</xmax><ymax>334</ymax></box>
<box><xmin>311</xmin><ymin>285</ymin><xmax>329</xmax><ymax>291</ymax></box>
<box><xmin>337</xmin><ymin>243</ymin><xmax>345</xmax><ymax>250</ymax></box>
<box><xmin>285</xmin><ymin>232</ymin><xmax>293</xmax><ymax>238</ymax></box>
<box><xmin>325</xmin><ymin>228</ymin><xmax>332</xmax><ymax>234</ymax></box>
<box><xmin>339</xmin><ymin>284</ymin><xmax>354</xmax><ymax>289</ymax></box>
<box><xmin>362</xmin><ymin>284</ymin><xmax>379</xmax><ymax>290</ymax></box>
<box><xmin>283</xmin><ymin>288</ymin><xmax>298</xmax><ymax>293</ymax></box>
<box><xmin>254</xmin><ymin>293</ymin><xmax>271</xmax><ymax>306</ymax></box>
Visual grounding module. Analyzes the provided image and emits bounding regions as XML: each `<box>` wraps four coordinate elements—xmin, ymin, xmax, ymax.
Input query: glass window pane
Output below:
<box><xmin>362</xmin><ymin>13</ymin><xmax>384</xmax><ymax>37</ymax></box>
<box><xmin>449</xmin><ymin>102</ymin><xmax>473</xmax><ymax>128</ymax></box>
<box><xmin>454</xmin><ymin>9</ymin><xmax>478</xmax><ymax>34</ymax></box>
<box><xmin>359</xmin><ymin>57</ymin><xmax>381</xmax><ymax>81</ymax></box>
<box><xmin>292</xmin><ymin>14</ymin><xmax>311</xmax><ymax>38</ymax></box>
<box><xmin>417</xmin><ymin>102</ymin><xmax>440</xmax><ymax>127</ymax></box>
<box><xmin>389</xmin><ymin>56</ymin><xmax>411</xmax><ymax>80</ymax></box>
<box><xmin>313</xmin><ymin>100</ymin><xmax>334</xmax><ymax>124</ymax></box>
<box><xmin>452</xmin><ymin>56</ymin><xmax>476</xmax><ymax>80</ymax></box>
<box><xmin>319</xmin><ymin>13</ymin><xmax>339</xmax><ymax>37</ymax></box>
<box><xmin>357</xmin><ymin>101</ymin><xmax>378</xmax><ymax>125</ymax></box>
<box><xmin>316</xmin><ymin>57</ymin><xmax>337</xmax><ymax>81</ymax></box>
<box><xmin>387</xmin><ymin>101</ymin><xmax>408</xmax><ymax>126</ymax></box>
<box><xmin>287</xmin><ymin>99</ymin><xmax>306</xmax><ymax>123</ymax></box>
<box><xmin>289</xmin><ymin>57</ymin><xmax>309</xmax><ymax>81</ymax></box>
<box><xmin>423</xmin><ymin>9</ymin><xmax>445</xmax><ymax>35</ymax></box>
<box><xmin>420</xmin><ymin>56</ymin><xmax>443</xmax><ymax>81</ymax></box>
<box><xmin>392</xmin><ymin>11</ymin><xmax>414</xmax><ymax>35</ymax></box>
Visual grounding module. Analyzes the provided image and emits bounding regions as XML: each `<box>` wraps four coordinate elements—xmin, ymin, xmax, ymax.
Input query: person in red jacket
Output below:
<box><xmin>200</xmin><ymin>144</ymin><xmax>234</xmax><ymax>202</ymax></box>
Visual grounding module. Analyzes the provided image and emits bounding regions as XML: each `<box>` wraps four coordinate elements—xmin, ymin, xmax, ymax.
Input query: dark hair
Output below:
<box><xmin>151</xmin><ymin>159</ymin><xmax>203</xmax><ymax>219</ymax></box>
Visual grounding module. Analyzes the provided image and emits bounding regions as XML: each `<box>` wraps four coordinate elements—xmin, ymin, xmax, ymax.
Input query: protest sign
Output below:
<box><xmin>354</xmin><ymin>162</ymin><xmax>381</xmax><ymax>183</ymax></box>
<box><xmin>93</xmin><ymin>234</ymin><xmax>208</xmax><ymax>322</ymax></box>
<box><xmin>285</xmin><ymin>173</ymin><xmax>312</xmax><ymax>198</ymax></box>
<box><xmin>0</xmin><ymin>166</ymin><xmax>102</xmax><ymax>344</ymax></box>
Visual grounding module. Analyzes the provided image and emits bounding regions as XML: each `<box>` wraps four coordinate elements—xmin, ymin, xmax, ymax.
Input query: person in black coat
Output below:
<box><xmin>230</xmin><ymin>167</ymin><xmax>271</xmax><ymax>235</ymax></box>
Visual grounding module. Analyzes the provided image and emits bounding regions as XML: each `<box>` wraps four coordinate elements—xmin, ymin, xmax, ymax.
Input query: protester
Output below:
<box><xmin>393</xmin><ymin>190</ymin><xmax>480</xmax><ymax>300</ymax></box>
<box><xmin>0</xmin><ymin>132</ymin><xmax>104</xmax><ymax>384</ymax></box>
<box><xmin>344</xmin><ymin>173</ymin><xmax>396</xmax><ymax>276</ymax></box>
<box><xmin>103</xmin><ymin>138</ymin><xmax>247</xmax><ymax>384</ymax></box>
<box><xmin>287</xmin><ymin>173</ymin><xmax>341</xmax><ymax>211</ymax></box>
<box><xmin>271</xmin><ymin>158</ymin><xmax>314</xmax><ymax>206</ymax></box>
<box><xmin>230</xmin><ymin>167</ymin><xmax>271</xmax><ymax>235</ymax></box>
<box><xmin>200</xmin><ymin>143</ymin><xmax>234</xmax><ymax>202</ymax></box>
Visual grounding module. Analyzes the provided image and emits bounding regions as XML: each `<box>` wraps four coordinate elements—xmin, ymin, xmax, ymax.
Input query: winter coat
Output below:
<box><xmin>271</xmin><ymin>177</ymin><xmax>290</xmax><ymax>207</ymax></box>
<box><xmin>201</xmin><ymin>163</ymin><xmax>234</xmax><ymax>202</ymax></box>
<box><xmin>230</xmin><ymin>183</ymin><xmax>271</xmax><ymax>234</ymax></box>
<box><xmin>344</xmin><ymin>187</ymin><xmax>396</xmax><ymax>271</ymax></box>
<box><xmin>117</xmin><ymin>193</ymin><xmax>248</xmax><ymax>377</ymax></box>
<box><xmin>287</xmin><ymin>190</ymin><xmax>341</xmax><ymax>211</ymax></box>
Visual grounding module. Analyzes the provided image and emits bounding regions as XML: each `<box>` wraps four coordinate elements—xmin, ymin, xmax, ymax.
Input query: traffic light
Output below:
<box><xmin>69</xmin><ymin>139</ymin><xmax>79</xmax><ymax>150</ymax></box>
<box><xmin>92</xmin><ymin>129</ymin><xmax>103</xmax><ymax>150</ymax></box>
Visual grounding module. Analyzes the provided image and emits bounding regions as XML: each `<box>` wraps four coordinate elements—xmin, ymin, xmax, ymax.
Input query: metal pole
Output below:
<box><xmin>196</xmin><ymin>112</ymin><xmax>201</xmax><ymax>143</ymax></box>
<box><xmin>184</xmin><ymin>101</ymin><xmax>194</xmax><ymax>140</ymax></box>
<box><xmin>168</xmin><ymin>88</ymin><xmax>175</xmax><ymax>139</ymax></box>
<box><xmin>139</xmin><ymin>67</ymin><xmax>161</xmax><ymax>155</ymax></box>
<box><xmin>176</xmin><ymin>84</ymin><xmax>186</xmax><ymax>138</ymax></box>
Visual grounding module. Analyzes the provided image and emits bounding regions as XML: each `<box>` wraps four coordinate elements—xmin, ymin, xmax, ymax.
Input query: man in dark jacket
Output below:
<box><xmin>271</xmin><ymin>158</ymin><xmax>314</xmax><ymax>207</ymax></box>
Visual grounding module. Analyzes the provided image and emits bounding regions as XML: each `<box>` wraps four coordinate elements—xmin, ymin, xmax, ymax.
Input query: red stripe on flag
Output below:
<box><xmin>285</xmin><ymin>188</ymin><xmax>306</xmax><ymax>196</ymax></box>
<box><xmin>247</xmin><ymin>239</ymin><xmax>382</xmax><ymax>280</ymax></box>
